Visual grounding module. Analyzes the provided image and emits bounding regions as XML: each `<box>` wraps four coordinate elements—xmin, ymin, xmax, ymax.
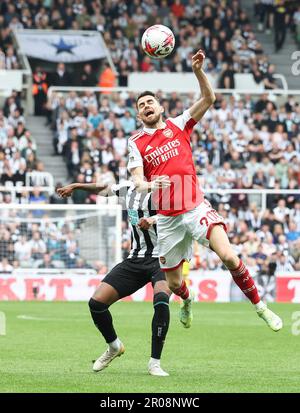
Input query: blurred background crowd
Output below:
<box><xmin>1</xmin><ymin>0</ymin><xmax>299</xmax><ymax>89</ymax></box>
<box><xmin>1</xmin><ymin>88</ymin><xmax>299</xmax><ymax>273</ymax></box>
<box><xmin>0</xmin><ymin>0</ymin><xmax>299</xmax><ymax>275</ymax></box>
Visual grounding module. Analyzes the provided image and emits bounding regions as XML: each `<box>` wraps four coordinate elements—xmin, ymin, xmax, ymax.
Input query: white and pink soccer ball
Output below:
<box><xmin>141</xmin><ymin>25</ymin><xmax>175</xmax><ymax>59</ymax></box>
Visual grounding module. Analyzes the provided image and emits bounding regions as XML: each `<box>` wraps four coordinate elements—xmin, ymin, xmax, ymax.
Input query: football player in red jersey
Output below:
<box><xmin>128</xmin><ymin>49</ymin><xmax>282</xmax><ymax>332</ymax></box>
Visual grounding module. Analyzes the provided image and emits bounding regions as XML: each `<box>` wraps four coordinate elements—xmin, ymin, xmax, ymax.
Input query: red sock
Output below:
<box><xmin>173</xmin><ymin>280</ymin><xmax>189</xmax><ymax>300</ymax></box>
<box><xmin>230</xmin><ymin>259</ymin><xmax>260</xmax><ymax>304</ymax></box>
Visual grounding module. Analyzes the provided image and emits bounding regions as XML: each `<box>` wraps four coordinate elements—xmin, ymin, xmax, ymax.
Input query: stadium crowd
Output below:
<box><xmin>0</xmin><ymin>209</ymin><xmax>109</xmax><ymax>274</ymax></box>
<box><xmin>0</xmin><ymin>91</ymin><xmax>109</xmax><ymax>274</ymax></box>
<box><xmin>5</xmin><ymin>88</ymin><xmax>299</xmax><ymax>274</ymax></box>
<box><xmin>255</xmin><ymin>0</ymin><xmax>300</xmax><ymax>50</ymax></box>
<box><xmin>0</xmin><ymin>11</ymin><xmax>20</xmax><ymax>70</ymax></box>
<box><xmin>0</xmin><ymin>0</ymin><xmax>300</xmax><ymax>274</ymax></box>
<box><xmin>1</xmin><ymin>87</ymin><xmax>300</xmax><ymax>273</ymax></box>
<box><xmin>0</xmin><ymin>0</ymin><xmax>286</xmax><ymax>88</ymax></box>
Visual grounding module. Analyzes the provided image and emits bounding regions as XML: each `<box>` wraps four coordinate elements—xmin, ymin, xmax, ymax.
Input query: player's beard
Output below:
<box><xmin>142</xmin><ymin>112</ymin><xmax>161</xmax><ymax>128</ymax></box>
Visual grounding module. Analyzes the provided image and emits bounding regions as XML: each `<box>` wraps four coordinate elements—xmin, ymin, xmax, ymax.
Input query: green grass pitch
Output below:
<box><xmin>0</xmin><ymin>301</ymin><xmax>299</xmax><ymax>393</ymax></box>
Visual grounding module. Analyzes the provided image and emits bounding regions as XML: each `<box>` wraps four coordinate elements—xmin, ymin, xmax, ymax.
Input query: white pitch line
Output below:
<box><xmin>17</xmin><ymin>315</ymin><xmax>85</xmax><ymax>321</ymax></box>
<box><xmin>17</xmin><ymin>315</ymin><xmax>60</xmax><ymax>321</ymax></box>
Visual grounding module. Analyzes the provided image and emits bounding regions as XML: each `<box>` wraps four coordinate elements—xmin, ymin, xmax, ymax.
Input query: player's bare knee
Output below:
<box><xmin>153</xmin><ymin>280</ymin><xmax>171</xmax><ymax>296</ymax></box>
<box><xmin>166</xmin><ymin>278</ymin><xmax>182</xmax><ymax>291</ymax></box>
<box><xmin>220</xmin><ymin>251</ymin><xmax>239</xmax><ymax>269</ymax></box>
<box><xmin>91</xmin><ymin>282</ymin><xmax>119</xmax><ymax>305</ymax></box>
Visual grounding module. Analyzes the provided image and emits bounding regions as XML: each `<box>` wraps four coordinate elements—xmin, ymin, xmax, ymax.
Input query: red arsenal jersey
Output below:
<box><xmin>128</xmin><ymin>110</ymin><xmax>204</xmax><ymax>216</ymax></box>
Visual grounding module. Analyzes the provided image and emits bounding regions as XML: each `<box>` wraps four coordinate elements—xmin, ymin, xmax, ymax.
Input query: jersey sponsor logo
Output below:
<box><xmin>145</xmin><ymin>145</ymin><xmax>153</xmax><ymax>152</ymax></box>
<box><xmin>163</xmin><ymin>128</ymin><xmax>173</xmax><ymax>138</ymax></box>
<box><xmin>160</xmin><ymin>256</ymin><xmax>166</xmax><ymax>264</ymax></box>
<box><xmin>144</xmin><ymin>139</ymin><xmax>181</xmax><ymax>166</ymax></box>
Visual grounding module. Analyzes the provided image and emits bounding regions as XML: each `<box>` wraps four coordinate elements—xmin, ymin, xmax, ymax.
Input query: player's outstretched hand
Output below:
<box><xmin>56</xmin><ymin>184</ymin><xmax>74</xmax><ymax>198</ymax></box>
<box><xmin>138</xmin><ymin>217</ymin><xmax>155</xmax><ymax>230</ymax></box>
<box><xmin>151</xmin><ymin>175</ymin><xmax>171</xmax><ymax>190</ymax></box>
<box><xmin>192</xmin><ymin>49</ymin><xmax>205</xmax><ymax>73</ymax></box>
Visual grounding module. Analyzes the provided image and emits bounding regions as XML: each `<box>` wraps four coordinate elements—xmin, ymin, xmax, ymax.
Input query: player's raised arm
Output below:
<box><xmin>189</xmin><ymin>49</ymin><xmax>216</xmax><ymax>122</ymax></box>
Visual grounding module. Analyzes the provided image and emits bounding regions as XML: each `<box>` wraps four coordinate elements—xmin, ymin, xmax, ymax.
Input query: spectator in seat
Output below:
<box><xmin>98</xmin><ymin>164</ymin><xmax>115</xmax><ymax>186</ymax></box>
<box><xmin>32</xmin><ymin>67</ymin><xmax>48</xmax><ymax>116</ymax></box>
<box><xmin>79</xmin><ymin>63</ymin><xmax>97</xmax><ymax>86</ymax></box>
<box><xmin>112</xmin><ymin>129</ymin><xmax>127</xmax><ymax>157</ymax></box>
<box><xmin>120</xmin><ymin>110</ymin><xmax>136</xmax><ymax>135</ymax></box>
<box><xmin>219</xmin><ymin>63</ymin><xmax>235</xmax><ymax>89</ymax></box>
<box><xmin>29</xmin><ymin>187</ymin><xmax>47</xmax><ymax>218</ymax></box>
<box><xmin>98</xmin><ymin>62</ymin><xmax>116</xmax><ymax>93</ymax></box>
<box><xmin>28</xmin><ymin>231</ymin><xmax>47</xmax><ymax>260</ymax></box>
<box><xmin>294</xmin><ymin>5</ymin><xmax>300</xmax><ymax>45</ymax></box>
<box><xmin>276</xmin><ymin>252</ymin><xmax>295</xmax><ymax>272</ymax></box>
<box><xmin>46</xmin><ymin>232</ymin><xmax>62</xmax><ymax>261</ymax></box>
<box><xmin>65</xmin><ymin>136</ymin><xmax>83</xmax><ymax>179</ymax></box>
<box><xmin>14</xmin><ymin>235</ymin><xmax>32</xmax><ymax>265</ymax></box>
<box><xmin>286</xmin><ymin>221</ymin><xmax>300</xmax><ymax>244</ymax></box>
<box><xmin>51</xmin><ymin>62</ymin><xmax>72</xmax><ymax>86</ymax></box>
<box><xmin>0</xmin><ymin>257</ymin><xmax>13</xmax><ymax>273</ymax></box>
<box><xmin>274</xmin><ymin>199</ymin><xmax>290</xmax><ymax>223</ymax></box>
<box><xmin>252</xmin><ymin>170</ymin><xmax>267</xmax><ymax>189</ymax></box>
<box><xmin>263</xmin><ymin>64</ymin><xmax>278</xmax><ymax>89</ymax></box>
<box><xmin>29</xmin><ymin>187</ymin><xmax>47</xmax><ymax>204</ymax></box>
<box><xmin>274</xmin><ymin>0</ymin><xmax>288</xmax><ymax>51</ymax></box>
<box><xmin>79</xmin><ymin>160</ymin><xmax>94</xmax><ymax>183</ymax></box>
<box><xmin>38</xmin><ymin>253</ymin><xmax>55</xmax><ymax>269</ymax></box>
<box><xmin>251</xmin><ymin>62</ymin><xmax>264</xmax><ymax>85</ymax></box>
<box><xmin>252</xmin><ymin>244</ymin><xmax>267</xmax><ymax>272</ymax></box>
<box><xmin>63</xmin><ymin>243</ymin><xmax>79</xmax><ymax>268</ymax></box>
<box><xmin>291</xmin><ymin>239</ymin><xmax>300</xmax><ymax>270</ymax></box>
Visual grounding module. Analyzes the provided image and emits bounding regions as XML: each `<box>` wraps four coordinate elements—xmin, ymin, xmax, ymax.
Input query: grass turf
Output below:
<box><xmin>0</xmin><ymin>301</ymin><xmax>299</xmax><ymax>393</ymax></box>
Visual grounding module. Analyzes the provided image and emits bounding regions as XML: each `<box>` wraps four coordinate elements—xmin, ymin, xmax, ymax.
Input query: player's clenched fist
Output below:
<box><xmin>138</xmin><ymin>217</ymin><xmax>156</xmax><ymax>230</ymax></box>
<box><xmin>192</xmin><ymin>49</ymin><xmax>205</xmax><ymax>72</ymax></box>
<box><xmin>150</xmin><ymin>175</ymin><xmax>171</xmax><ymax>190</ymax></box>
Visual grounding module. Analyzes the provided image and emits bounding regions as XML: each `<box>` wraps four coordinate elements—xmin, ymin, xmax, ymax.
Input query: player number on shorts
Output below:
<box><xmin>200</xmin><ymin>216</ymin><xmax>208</xmax><ymax>227</ymax></box>
<box><xmin>200</xmin><ymin>209</ymin><xmax>221</xmax><ymax>227</ymax></box>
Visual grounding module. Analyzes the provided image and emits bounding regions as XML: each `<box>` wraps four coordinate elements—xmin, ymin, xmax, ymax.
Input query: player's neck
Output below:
<box><xmin>143</xmin><ymin>119</ymin><xmax>166</xmax><ymax>130</ymax></box>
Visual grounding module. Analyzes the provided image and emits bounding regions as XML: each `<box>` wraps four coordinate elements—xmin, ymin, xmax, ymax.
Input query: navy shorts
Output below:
<box><xmin>102</xmin><ymin>257</ymin><xmax>166</xmax><ymax>299</ymax></box>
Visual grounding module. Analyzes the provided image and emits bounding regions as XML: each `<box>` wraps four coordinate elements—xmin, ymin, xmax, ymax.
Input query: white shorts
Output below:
<box><xmin>157</xmin><ymin>200</ymin><xmax>226</xmax><ymax>271</ymax></box>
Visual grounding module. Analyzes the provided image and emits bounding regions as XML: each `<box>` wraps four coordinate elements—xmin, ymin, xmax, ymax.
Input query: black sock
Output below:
<box><xmin>151</xmin><ymin>292</ymin><xmax>170</xmax><ymax>359</ymax></box>
<box><xmin>88</xmin><ymin>298</ymin><xmax>117</xmax><ymax>344</ymax></box>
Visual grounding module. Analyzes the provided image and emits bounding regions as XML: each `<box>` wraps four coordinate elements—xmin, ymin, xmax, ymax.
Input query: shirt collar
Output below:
<box><xmin>143</xmin><ymin>122</ymin><xmax>167</xmax><ymax>135</ymax></box>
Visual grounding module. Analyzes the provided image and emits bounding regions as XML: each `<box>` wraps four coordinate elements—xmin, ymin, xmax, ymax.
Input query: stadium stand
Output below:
<box><xmin>0</xmin><ymin>0</ymin><xmax>299</xmax><ymax>275</ymax></box>
<box><xmin>0</xmin><ymin>0</ymin><xmax>285</xmax><ymax>88</ymax></box>
<box><xmin>48</xmin><ymin>89</ymin><xmax>300</xmax><ymax>272</ymax></box>
<box><xmin>0</xmin><ymin>12</ymin><xmax>20</xmax><ymax>70</ymax></box>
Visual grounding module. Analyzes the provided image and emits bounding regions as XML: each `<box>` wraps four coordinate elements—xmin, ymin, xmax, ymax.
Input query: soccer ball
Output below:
<box><xmin>141</xmin><ymin>25</ymin><xmax>175</xmax><ymax>59</ymax></box>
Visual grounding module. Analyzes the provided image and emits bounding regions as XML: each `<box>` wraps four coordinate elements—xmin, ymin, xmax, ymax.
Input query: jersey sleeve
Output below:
<box><xmin>127</xmin><ymin>138</ymin><xmax>143</xmax><ymax>171</ymax></box>
<box><xmin>168</xmin><ymin>109</ymin><xmax>197</xmax><ymax>136</ymax></box>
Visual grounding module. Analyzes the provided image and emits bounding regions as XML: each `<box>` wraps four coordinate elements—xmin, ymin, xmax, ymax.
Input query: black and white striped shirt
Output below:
<box><xmin>111</xmin><ymin>181</ymin><xmax>158</xmax><ymax>259</ymax></box>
